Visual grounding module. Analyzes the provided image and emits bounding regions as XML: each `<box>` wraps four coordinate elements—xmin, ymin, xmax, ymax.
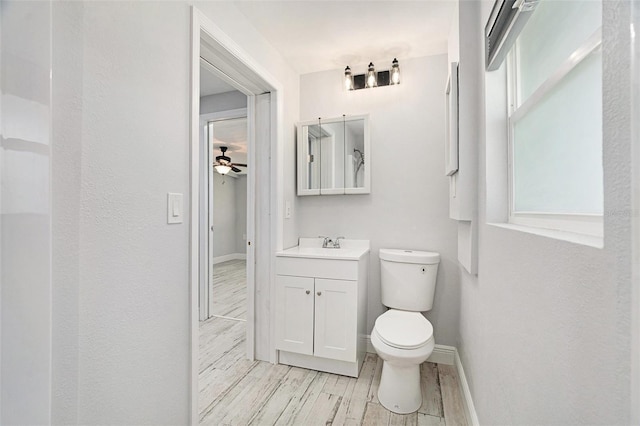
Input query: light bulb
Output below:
<box><xmin>391</xmin><ymin>58</ymin><xmax>400</xmax><ymax>85</ymax></box>
<box><xmin>344</xmin><ymin>66</ymin><xmax>354</xmax><ymax>90</ymax></box>
<box><xmin>366</xmin><ymin>62</ymin><xmax>376</xmax><ymax>88</ymax></box>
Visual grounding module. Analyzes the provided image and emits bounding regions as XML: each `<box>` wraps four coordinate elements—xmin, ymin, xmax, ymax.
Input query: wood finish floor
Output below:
<box><xmin>199</xmin><ymin>316</ymin><xmax>469</xmax><ymax>426</ymax></box>
<box><xmin>211</xmin><ymin>259</ymin><xmax>247</xmax><ymax>320</ymax></box>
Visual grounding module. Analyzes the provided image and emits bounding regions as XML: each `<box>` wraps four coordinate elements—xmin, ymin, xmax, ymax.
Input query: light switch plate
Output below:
<box><xmin>167</xmin><ymin>193</ymin><xmax>183</xmax><ymax>224</ymax></box>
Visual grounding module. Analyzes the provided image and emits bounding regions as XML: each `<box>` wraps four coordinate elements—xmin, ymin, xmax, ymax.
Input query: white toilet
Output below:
<box><xmin>371</xmin><ymin>248</ymin><xmax>440</xmax><ymax>414</ymax></box>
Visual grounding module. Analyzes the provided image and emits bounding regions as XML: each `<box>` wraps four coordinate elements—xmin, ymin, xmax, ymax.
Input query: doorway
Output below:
<box><xmin>190</xmin><ymin>7</ymin><xmax>283</xmax><ymax>424</ymax></box>
<box><xmin>207</xmin><ymin>115</ymin><xmax>249</xmax><ymax>321</ymax></box>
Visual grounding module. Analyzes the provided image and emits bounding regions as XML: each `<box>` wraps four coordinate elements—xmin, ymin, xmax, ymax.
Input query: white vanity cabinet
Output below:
<box><xmin>276</xmin><ymin>276</ymin><xmax>358</xmax><ymax>361</ymax></box>
<box><xmin>275</xmin><ymin>239</ymin><xmax>369</xmax><ymax>377</ymax></box>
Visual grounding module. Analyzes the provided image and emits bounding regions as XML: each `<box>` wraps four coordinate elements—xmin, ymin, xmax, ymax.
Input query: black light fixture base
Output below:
<box><xmin>351</xmin><ymin>70</ymin><xmax>392</xmax><ymax>90</ymax></box>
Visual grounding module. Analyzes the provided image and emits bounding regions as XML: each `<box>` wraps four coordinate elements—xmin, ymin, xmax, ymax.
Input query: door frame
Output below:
<box><xmin>190</xmin><ymin>7</ymin><xmax>284</xmax><ymax>424</ymax></box>
<box><xmin>198</xmin><ymin>108</ymin><xmax>248</xmax><ymax>321</ymax></box>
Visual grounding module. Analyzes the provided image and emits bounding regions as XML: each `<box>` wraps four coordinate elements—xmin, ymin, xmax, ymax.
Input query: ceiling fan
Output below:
<box><xmin>214</xmin><ymin>146</ymin><xmax>246</xmax><ymax>175</ymax></box>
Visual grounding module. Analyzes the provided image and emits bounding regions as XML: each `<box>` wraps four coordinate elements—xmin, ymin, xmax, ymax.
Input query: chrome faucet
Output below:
<box><xmin>319</xmin><ymin>236</ymin><xmax>332</xmax><ymax>248</ymax></box>
<box><xmin>319</xmin><ymin>236</ymin><xmax>344</xmax><ymax>248</ymax></box>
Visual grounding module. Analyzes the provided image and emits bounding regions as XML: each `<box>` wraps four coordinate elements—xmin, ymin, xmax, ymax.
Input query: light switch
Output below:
<box><xmin>167</xmin><ymin>193</ymin><xmax>183</xmax><ymax>224</ymax></box>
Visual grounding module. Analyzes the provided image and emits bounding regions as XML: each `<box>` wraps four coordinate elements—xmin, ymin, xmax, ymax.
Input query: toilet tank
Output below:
<box><xmin>379</xmin><ymin>249</ymin><xmax>440</xmax><ymax>312</ymax></box>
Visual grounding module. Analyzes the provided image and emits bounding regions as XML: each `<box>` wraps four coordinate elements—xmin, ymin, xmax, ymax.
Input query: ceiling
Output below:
<box><xmin>234</xmin><ymin>0</ymin><xmax>456</xmax><ymax>75</ymax></box>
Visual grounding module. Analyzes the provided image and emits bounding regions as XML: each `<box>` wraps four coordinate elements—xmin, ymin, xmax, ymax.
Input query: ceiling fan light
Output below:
<box><xmin>214</xmin><ymin>164</ymin><xmax>232</xmax><ymax>175</ymax></box>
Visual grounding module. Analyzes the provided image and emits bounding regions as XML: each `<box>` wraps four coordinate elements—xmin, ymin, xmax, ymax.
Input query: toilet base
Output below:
<box><xmin>377</xmin><ymin>361</ymin><xmax>422</xmax><ymax>414</ymax></box>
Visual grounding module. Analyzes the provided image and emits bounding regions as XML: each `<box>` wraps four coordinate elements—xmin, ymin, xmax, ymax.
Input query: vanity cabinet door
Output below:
<box><xmin>275</xmin><ymin>275</ymin><xmax>315</xmax><ymax>355</ymax></box>
<box><xmin>313</xmin><ymin>279</ymin><xmax>357</xmax><ymax>362</ymax></box>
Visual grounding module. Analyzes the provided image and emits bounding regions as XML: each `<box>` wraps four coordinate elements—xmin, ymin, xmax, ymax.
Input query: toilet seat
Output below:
<box><xmin>374</xmin><ymin>310</ymin><xmax>433</xmax><ymax>350</ymax></box>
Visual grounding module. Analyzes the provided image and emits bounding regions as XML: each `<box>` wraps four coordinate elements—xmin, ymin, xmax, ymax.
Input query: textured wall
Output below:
<box><xmin>72</xmin><ymin>2</ymin><xmax>191</xmax><ymax>423</ymax></box>
<box><xmin>456</xmin><ymin>1</ymin><xmax>633</xmax><ymax>424</ymax></box>
<box><xmin>49</xmin><ymin>1</ymin><xmax>300</xmax><ymax>423</ymax></box>
<box><xmin>297</xmin><ymin>55</ymin><xmax>461</xmax><ymax>345</ymax></box>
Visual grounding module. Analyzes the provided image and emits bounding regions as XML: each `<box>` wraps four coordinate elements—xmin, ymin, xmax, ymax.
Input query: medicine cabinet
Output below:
<box><xmin>297</xmin><ymin>115</ymin><xmax>370</xmax><ymax>195</ymax></box>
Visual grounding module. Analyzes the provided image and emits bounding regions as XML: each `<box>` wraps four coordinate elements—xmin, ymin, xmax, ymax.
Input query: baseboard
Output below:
<box><xmin>365</xmin><ymin>336</ymin><xmax>455</xmax><ymax>365</ymax></box>
<box><xmin>454</xmin><ymin>349</ymin><xmax>480</xmax><ymax>426</ymax></box>
<box><xmin>364</xmin><ymin>335</ymin><xmax>478</xmax><ymax>424</ymax></box>
<box><xmin>212</xmin><ymin>253</ymin><xmax>246</xmax><ymax>265</ymax></box>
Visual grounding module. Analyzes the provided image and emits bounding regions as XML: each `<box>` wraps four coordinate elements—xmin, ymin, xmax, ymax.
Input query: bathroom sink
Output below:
<box><xmin>276</xmin><ymin>238</ymin><xmax>370</xmax><ymax>260</ymax></box>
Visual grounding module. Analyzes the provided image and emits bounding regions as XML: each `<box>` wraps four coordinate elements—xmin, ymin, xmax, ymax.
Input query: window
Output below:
<box><xmin>507</xmin><ymin>0</ymin><xmax>603</xmax><ymax>237</ymax></box>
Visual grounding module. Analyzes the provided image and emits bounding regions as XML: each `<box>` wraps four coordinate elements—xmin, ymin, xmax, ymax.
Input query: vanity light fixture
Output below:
<box><xmin>214</xmin><ymin>164</ymin><xmax>232</xmax><ymax>175</ymax></box>
<box><xmin>345</xmin><ymin>59</ymin><xmax>400</xmax><ymax>91</ymax></box>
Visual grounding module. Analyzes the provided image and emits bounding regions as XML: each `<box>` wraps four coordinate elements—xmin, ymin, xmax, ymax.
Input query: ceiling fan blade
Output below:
<box><xmin>231</xmin><ymin>166</ymin><xmax>242</xmax><ymax>173</ymax></box>
<box><xmin>233</xmin><ymin>163</ymin><xmax>247</xmax><ymax>167</ymax></box>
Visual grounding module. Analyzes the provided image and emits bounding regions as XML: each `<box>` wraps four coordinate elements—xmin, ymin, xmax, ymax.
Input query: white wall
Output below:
<box><xmin>297</xmin><ymin>55</ymin><xmax>461</xmax><ymax>344</ymax></box>
<box><xmin>235</xmin><ymin>175</ymin><xmax>247</xmax><ymax>252</ymax></box>
<box><xmin>212</xmin><ymin>173</ymin><xmax>246</xmax><ymax>258</ymax></box>
<box><xmin>49</xmin><ymin>1</ymin><xmax>300</xmax><ymax>423</ymax></box>
<box><xmin>455</xmin><ymin>1</ymin><xmax>633</xmax><ymax>424</ymax></box>
<box><xmin>1</xmin><ymin>1</ymin><xmax>52</xmax><ymax>424</ymax></box>
<box><xmin>51</xmin><ymin>2</ymin><xmax>82</xmax><ymax>423</ymax></box>
<box><xmin>200</xmin><ymin>90</ymin><xmax>246</xmax><ymax>115</ymax></box>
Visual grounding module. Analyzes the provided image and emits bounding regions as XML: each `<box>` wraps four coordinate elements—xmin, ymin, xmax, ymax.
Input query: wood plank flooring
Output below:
<box><xmin>199</xmin><ymin>316</ymin><xmax>469</xmax><ymax>426</ymax></box>
<box><xmin>211</xmin><ymin>259</ymin><xmax>246</xmax><ymax>320</ymax></box>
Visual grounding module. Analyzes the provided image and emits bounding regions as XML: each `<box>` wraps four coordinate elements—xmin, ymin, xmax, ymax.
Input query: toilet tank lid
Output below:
<box><xmin>379</xmin><ymin>249</ymin><xmax>440</xmax><ymax>264</ymax></box>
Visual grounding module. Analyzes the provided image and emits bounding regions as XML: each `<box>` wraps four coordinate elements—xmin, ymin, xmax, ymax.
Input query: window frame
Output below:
<box><xmin>506</xmin><ymin>27</ymin><xmax>604</xmax><ymax>238</ymax></box>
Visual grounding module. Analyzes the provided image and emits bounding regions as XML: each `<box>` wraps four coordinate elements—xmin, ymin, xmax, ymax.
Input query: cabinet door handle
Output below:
<box><xmin>317</xmin><ymin>291</ymin><xmax>322</xmax><ymax>296</ymax></box>
<box><xmin>306</xmin><ymin>290</ymin><xmax>310</xmax><ymax>294</ymax></box>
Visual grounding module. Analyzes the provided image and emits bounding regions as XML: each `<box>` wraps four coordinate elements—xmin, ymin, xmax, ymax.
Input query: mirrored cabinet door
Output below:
<box><xmin>344</xmin><ymin>117</ymin><xmax>368</xmax><ymax>192</ymax></box>
<box><xmin>297</xmin><ymin>115</ymin><xmax>370</xmax><ymax>196</ymax></box>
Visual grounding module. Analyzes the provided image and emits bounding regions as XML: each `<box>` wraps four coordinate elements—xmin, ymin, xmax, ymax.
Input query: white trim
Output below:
<box><xmin>454</xmin><ymin>349</ymin><xmax>480</xmax><ymax>426</ymax></box>
<box><xmin>631</xmin><ymin>1</ymin><xmax>640</xmax><ymax>422</ymax></box>
<box><xmin>509</xmin><ymin>212</ymin><xmax>603</xmax><ymax>238</ymax></box>
<box><xmin>364</xmin><ymin>336</ymin><xmax>455</xmax><ymax>366</ymax></box>
<box><xmin>489</xmin><ymin>222</ymin><xmax>603</xmax><ymax>248</ymax></box>
<box><xmin>506</xmin><ymin>26</ymin><xmax>604</xmax><ymax>241</ymax></box>
<box><xmin>428</xmin><ymin>344</ymin><xmax>456</xmax><ymax>366</ymax></box>
<box><xmin>212</xmin><ymin>253</ymin><xmax>247</xmax><ymax>265</ymax></box>
<box><xmin>189</xmin><ymin>9</ymin><xmax>200</xmax><ymax>422</ymax></box>
<box><xmin>200</xmin><ymin>109</ymin><xmax>247</xmax><ymax>124</ymax></box>
<box><xmin>511</xmin><ymin>28</ymin><xmax>602</xmax><ymax>119</ymax></box>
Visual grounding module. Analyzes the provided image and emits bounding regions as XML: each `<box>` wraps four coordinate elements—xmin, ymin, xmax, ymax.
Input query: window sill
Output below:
<box><xmin>487</xmin><ymin>222</ymin><xmax>604</xmax><ymax>249</ymax></box>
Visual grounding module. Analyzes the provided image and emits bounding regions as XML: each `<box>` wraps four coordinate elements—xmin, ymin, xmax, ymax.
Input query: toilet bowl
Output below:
<box><xmin>371</xmin><ymin>309</ymin><xmax>435</xmax><ymax>414</ymax></box>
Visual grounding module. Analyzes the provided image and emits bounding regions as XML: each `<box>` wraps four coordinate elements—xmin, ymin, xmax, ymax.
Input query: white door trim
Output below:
<box><xmin>190</xmin><ymin>7</ymin><xmax>284</xmax><ymax>425</ymax></box>
<box><xmin>631</xmin><ymin>1</ymin><xmax>640</xmax><ymax>422</ymax></box>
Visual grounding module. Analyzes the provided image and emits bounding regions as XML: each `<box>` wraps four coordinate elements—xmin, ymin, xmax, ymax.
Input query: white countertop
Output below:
<box><xmin>276</xmin><ymin>238</ymin><xmax>370</xmax><ymax>260</ymax></box>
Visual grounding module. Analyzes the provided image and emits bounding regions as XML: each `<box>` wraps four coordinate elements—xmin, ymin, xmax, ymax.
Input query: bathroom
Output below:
<box><xmin>1</xmin><ymin>0</ymin><xmax>638</xmax><ymax>425</ymax></box>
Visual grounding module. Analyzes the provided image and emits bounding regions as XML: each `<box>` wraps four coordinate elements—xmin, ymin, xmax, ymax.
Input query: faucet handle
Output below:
<box><xmin>334</xmin><ymin>236</ymin><xmax>345</xmax><ymax>248</ymax></box>
<box><xmin>319</xmin><ymin>236</ymin><xmax>331</xmax><ymax>248</ymax></box>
